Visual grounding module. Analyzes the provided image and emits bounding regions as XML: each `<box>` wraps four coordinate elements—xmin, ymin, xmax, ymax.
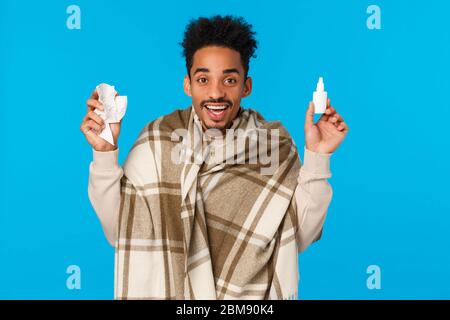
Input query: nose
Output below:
<box><xmin>208</xmin><ymin>79</ymin><xmax>225</xmax><ymax>100</ymax></box>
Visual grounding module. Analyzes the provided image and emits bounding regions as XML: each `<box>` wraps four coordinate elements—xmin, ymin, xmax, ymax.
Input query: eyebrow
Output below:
<box><xmin>223</xmin><ymin>68</ymin><xmax>240</xmax><ymax>75</ymax></box>
<box><xmin>193</xmin><ymin>68</ymin><xmax>240</xmax><ymax>76</ymax></box>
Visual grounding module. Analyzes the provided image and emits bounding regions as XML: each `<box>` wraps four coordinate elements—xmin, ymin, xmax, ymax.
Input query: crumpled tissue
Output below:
<box><xmin>94</xmin><ymin>83</ymin><xmax>127</xmax><ymax>146</ymax></box>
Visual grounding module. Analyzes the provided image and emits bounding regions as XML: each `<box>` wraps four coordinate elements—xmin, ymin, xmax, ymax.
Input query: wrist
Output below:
<box><xmin>92</xmin><ymin>148</ymin><xmax>120</xmax><ymax>170</ymax></box>
<box><xmin>301</xmin><ymin>147</ymin><xmax>332</xmax><ymax>175</ymax></box>
<box><xmin>93</xmin><ymin>144</ymin><xmax>118</xmax><ymax>152</ymax></box>
<box><xmin>305</xmin><ymin>145</ymin><xmax>331</xmax><ymax>154</ymax></box>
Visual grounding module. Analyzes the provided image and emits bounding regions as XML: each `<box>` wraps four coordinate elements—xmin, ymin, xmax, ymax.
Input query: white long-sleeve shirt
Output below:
<box><xmin>88</xmin><ymin>146</ymin><xmax>333</xmax><ymax>253</ymax></box>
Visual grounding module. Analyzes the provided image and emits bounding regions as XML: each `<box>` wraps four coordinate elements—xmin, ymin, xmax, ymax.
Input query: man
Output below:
<box><xmin>81</xmin><ymin>15</ymin><xmax>348</xmax><ymax>300</ymax></box>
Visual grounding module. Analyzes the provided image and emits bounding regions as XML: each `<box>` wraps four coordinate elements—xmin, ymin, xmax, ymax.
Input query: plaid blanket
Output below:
<box><xmin>114</xmin><ymin>105</ymin><xmax>301</xmax><ymax>299</ymax></box>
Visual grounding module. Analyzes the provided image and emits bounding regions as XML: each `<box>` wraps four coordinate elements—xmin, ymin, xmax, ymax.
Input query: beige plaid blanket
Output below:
<box><xmin>114</xmin><ymin>105</ymin><xmax>301</xmax><ymax>299</ymax></box>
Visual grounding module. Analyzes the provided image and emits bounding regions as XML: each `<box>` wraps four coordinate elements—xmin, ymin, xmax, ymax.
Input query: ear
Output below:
<box><xmin>242</xmin><ymin>76</ymin><xmax>253</xmax><ymax>98</ymax></box>
<box><xmin>183</xmin><ymin>75</ymin><xmax>192</xmax><ymax>97</ymax></box>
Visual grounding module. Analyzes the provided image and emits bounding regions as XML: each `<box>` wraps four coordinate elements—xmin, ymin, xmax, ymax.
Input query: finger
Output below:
<box><xmin>333</xmin><ymin>120</ymin><xmax>344</xmax><ymax>131</ymax></box>
<box><xmin>318</xmin><ymin>112</ymin><xmax>330</xmax><ymax>122</ymax></box>
<box><xmin>325</xmin><ymin>105</ymin><xmax>336</xmax><ymax>116</ymax></box>
<box><xmin>334</xmin><ymin>113</ymin><xmax>344</xmax><ymax>122</ymax></box>
<box><xmin>81</xmin><ymin>121</ymin><xmax>92</xmax><ymax>135</ymax></box>
<box><xmin>80</xmin><ymin>121</ymin><xmax>96</xmax><ymax>135</ymax></box>
<box><xmin>85</xmin><ymin>119</ymin><xmax>103</xmax><ymax>134</ymax></box>
<box><xmin>81</xmin><ymin>116</ymin><xmax>98</xmax><ymax>133</ymax></box>
<box><xmin>326</xmin><ymin>110</ymin><xmax>339</xmax><ymax>124</ymax></box>
<box><xmin>337</xmin><ymin>122</ymin><xmax>349</xmax><ymax>133</ymax></box>
<box><xmin>324</xmin><ymin>98</ymin><xmax>333</xmax><ymax>111</ymax></box>
<box><xmin>329</xmin><ymin>113</ymin><xmax>343</xmax><ymax>124</ymax></box>
<box><xmin>86</xmin><ymin>98</ymin><xmax>104</xmax><ymax>111</ymax></box>
<box><xmin>87</xmin><ymin>110</ymin><xmax>105</xmax><ymax>127</ymax></box>
<box><xmin>84</xmin><ymin>127</ymin><xmax>102</xmax><ymax>143</ymax></box>
<box><xmin>318</xmin><ymin>101</ymin><xmax>331</xmax><ymax>122</ymax></box>
<box><xmin>305</xmin><ymin>101</ymin><xmax>315</xmax><ymax>131</ymax></box>
<box><xmin>90</xmin><ymin>89</ymin><xmax>99</xmax><ymax>100</ymax></box>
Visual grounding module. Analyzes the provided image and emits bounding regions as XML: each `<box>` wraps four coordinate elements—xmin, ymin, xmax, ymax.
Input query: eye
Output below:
<box><xmin>197</xmin><ymin>77</ymin><xmax>208</xmax><ymax>84</ymax></box>
<box><xmin>225</xmin><ymin>78</ymin><xmax>237</xmax><ymax>85</ymax></box>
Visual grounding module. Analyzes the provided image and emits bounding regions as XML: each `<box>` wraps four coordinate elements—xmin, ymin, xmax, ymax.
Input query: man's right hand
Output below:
<box><xmin>80</xmin><ymin>88</ymin><xmax>122</xmax><ymax>152</ymax></box>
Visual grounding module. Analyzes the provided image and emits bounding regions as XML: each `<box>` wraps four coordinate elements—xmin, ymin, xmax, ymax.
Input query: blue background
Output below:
<box><xmin>1</xmin><ymin>0</ymin><xmax>449</xmax><ymax>299</ymax></box>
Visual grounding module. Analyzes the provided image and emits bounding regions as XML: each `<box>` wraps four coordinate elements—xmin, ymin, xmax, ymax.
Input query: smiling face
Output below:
<box><xmin>183</xmin><ymin>46</ymin><xmax>252</xmax><ymax>133</ymax></box>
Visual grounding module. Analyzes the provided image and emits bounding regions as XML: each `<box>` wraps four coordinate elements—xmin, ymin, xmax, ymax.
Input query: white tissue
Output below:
<box><xmin>94</xmin><ymin>83</ymin><xmax>127</xmax><ymax>146</ymax></box>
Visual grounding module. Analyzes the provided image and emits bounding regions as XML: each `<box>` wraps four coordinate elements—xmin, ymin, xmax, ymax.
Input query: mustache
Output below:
<box><xmin>201</xmin><ymin>99</ymin><xmax>232</xmax><ymax>108</ymax></box>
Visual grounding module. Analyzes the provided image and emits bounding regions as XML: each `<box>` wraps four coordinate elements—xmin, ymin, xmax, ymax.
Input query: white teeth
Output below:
<box><xmin>206</xmin><ymin>105</ymin><xmax>227</xmax><ymax>110</ymax></box>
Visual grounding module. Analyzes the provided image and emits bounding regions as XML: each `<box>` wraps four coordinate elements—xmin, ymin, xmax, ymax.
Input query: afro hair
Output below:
<box><xmin>180</xmin><ymin>15</ymin><xmax>258</xmax><ymax>79</ymax></box>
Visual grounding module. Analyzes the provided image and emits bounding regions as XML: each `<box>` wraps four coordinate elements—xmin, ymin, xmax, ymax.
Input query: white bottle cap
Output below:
<box><xmin>316</xmin><ymin>77</ymin><xmax>324</xmax><ymax>91</ymax></box>
<box><xmin>313</xmin><ymin>76</ymin><xmax>327</xmax><ymax>114</ymax></box>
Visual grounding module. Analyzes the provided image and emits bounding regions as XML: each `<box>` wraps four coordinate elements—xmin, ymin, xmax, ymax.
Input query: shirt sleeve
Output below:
<box><xmin>294</xmin><ymin>147</ymin><xmax>333</xmax><ymax>253</ymax></box>
<box><xmin>88</xmin><ymin>148</ymin><xmax>123</xmax><ymax>247</ymax></box>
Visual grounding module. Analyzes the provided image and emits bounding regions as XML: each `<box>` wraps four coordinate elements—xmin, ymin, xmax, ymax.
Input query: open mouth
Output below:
<box><xmin>204</xmin><ymin>104</ymin><xmax>230</xmax><ymax>121</ymax></box>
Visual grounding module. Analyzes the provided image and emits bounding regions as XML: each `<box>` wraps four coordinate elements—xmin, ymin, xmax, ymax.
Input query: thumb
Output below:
<box><xmin>304</xmin><ymin>101</ymin><xmax>315</xmax><ymax>131</ymax></box>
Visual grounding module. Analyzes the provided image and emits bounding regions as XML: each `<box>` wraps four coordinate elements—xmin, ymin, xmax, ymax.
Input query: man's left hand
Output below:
<box><xmin>304</xmin><ymin>98</ymin><xmax>349</xmax><ymax>154</ymax></box>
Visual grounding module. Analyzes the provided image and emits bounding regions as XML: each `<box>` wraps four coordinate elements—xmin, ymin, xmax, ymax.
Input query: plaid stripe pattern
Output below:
<box><xmin>114</xmin><ymin>105</ymin><xmax>301</xmax><ymax>300</ymax></box>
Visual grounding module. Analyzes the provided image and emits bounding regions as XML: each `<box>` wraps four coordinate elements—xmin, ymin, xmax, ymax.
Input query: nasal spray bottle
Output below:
<box><xmin>313</xmin><ymin>77</ymin><xmax>327</xmax><ymax>114</ymax></box>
